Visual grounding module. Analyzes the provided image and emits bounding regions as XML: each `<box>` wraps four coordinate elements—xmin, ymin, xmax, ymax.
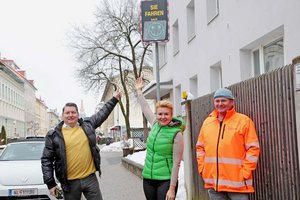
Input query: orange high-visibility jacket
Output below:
<box><xmin>196</xmin><ymin>107</ymin><xmax>260</xmax><ymax>193</ymax></box>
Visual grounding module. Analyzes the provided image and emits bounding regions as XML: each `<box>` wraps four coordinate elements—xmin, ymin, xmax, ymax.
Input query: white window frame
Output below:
<box><xmin>251</xmin><ymin>37</ymin><xmax>284</xmax><ymax>76</ymax></box>
<box><xmin>189</xmin><ymin>75</ymin><xmax>198</xmax><ymax>97</ymax></box>
<box><xmin>172</xmin><ymin>20</ymin><xmax>179</xmax><ymax>56</ymax></box>
<box><xmin>210</xmin><ymin>62</ymin><xmax>222</xmax><ymax>92</ymax></box>
<box><xmin>175</xmin><ymin>84</ymin><xmax>181</xmax><ymax>116</ymax></box>
<box><xmin>158</xmin><ymin>43</ymin><xmax>167</xmax><ymax>68</ymax></box>
<box><xmin>187</xmin><ymin>0</ymin><xmax>196</xmax><ymax>42</ymax></box>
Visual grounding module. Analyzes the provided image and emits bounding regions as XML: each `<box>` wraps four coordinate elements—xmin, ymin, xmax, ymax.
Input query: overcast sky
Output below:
<box><xmin>0</xmin><ymin>0</ymin><xmax>100</xmax><ymax>116</ymax></box>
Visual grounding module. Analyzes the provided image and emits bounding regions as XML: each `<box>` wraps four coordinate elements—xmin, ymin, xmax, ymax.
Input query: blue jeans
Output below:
<box><xmin>63</xmin><ymin>173</ymin><xmax>103</xmax><ymax>200</ymax></box>
<box><xmin>208</xmin><ymin>188</ymin><xmax>249</xmax><ymax>200</ymax></box>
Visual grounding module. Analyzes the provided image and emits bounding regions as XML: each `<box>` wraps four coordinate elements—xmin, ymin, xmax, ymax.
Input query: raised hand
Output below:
<box><xmin>135</xmin><ymin>77</ymin><xmax>144</xmax><ymax>92</ymax></box>
<box><xmin>113</xmin><ymin>87</ymin><xmax>122</xmax><ymax>100</ymax></box>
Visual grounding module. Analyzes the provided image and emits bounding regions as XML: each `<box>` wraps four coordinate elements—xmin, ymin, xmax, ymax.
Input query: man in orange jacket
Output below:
<box><xmin>196</xmin><ymin>88</ymin><xmax>260</xmax><ymax>200</ymax></box>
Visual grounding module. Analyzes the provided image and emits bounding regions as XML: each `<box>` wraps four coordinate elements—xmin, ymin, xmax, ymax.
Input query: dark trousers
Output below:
<box><xmin>143</xmin><ymin>178</ymin><xmax>178</xmax><ymax>200</ymax></box>
<box><xmin>63</xmin><ymin>173</ymin><xmax>103</xmax><ymax>200</ymax></box>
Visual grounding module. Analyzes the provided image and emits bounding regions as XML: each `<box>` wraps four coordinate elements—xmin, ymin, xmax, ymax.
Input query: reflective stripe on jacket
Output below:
<box><xmin>196</xmin><ymin>107</ymin><xmax>260</xmax><ymax>193</ymax></box>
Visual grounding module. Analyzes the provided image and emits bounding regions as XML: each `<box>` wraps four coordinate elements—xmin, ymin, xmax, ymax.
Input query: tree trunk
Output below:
<box><xmin>125</xmin><ymin>115</ymin><xmax>131</xmax><ymax>139</ymax></box>
<box><xmin>0</xmin><ymin>126</ymin><xmax>7</xmax><ymax>145</ymax></box>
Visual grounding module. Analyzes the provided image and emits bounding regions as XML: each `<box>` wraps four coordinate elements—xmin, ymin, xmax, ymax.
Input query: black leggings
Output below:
<box><xmin>143</xmin><ymin>179</ymin><xmax>178</xmax><ymax>200</ymax></box>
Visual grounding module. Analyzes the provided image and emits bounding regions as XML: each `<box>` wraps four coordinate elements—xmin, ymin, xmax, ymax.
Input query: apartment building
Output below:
<box><xmin>0</xmin><ymin>60</ymin><xmax>25</xmax><ymax>138</ymax></box>
<box><xmin>144</xmin><ymin>0</ymin><xmax>300</xmax><ymax>116</ymax></box>
<box><xmin>0</xmin><ymin>58</ymin><xmax>59</xmax><ymax>139</ymax></box>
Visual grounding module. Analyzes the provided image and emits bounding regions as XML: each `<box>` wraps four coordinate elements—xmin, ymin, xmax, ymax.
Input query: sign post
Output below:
<box><xmin>141</xmin><ymin>0</ymin><xmax>169</xmax><ymax>101</ymax></box>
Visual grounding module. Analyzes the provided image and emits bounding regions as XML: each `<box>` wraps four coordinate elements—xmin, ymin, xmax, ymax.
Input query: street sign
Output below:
<box><xmin>141</xmin><ymin>0</ymin><xmax>168</xmax><ymax>42</ymax></box>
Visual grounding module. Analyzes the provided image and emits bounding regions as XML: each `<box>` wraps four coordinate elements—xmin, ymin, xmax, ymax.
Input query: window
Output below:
<box><xmin>172</xmin><ymin>20</ymin><xmax>179</xmax><ymax>56</ymax></box>
<box><xmin>253</xmin><ymin>50</ymin><xmax>260</xmax><ymax>76</ymax></box>
<box><xmin>207</xmin><ymin>0</ymin><xmax>219</xmax><ymax>24</ymax></box>
<box><xmin>2</xmin><ymin>84</ymin><xmax>4</xmax><ymax>99</ymax></box>
<box><xmin>5</xmin><ymin>85</ymin><xmax>7</xmax><ymax>100</ymax></box>
<box><xmin>252</xmin><ymin>37</ymin><xmax>284</xmax><ymax>76</ymax></box>
<box><xmin>175</xmin><ymin>85</ymin><xmax>181</xmax><ymax>116</ymax></box>
<box><xmin>189</xmin><ymin>75</ymin><xmax>198</xmax><ymax>97</ymax></box>
<box><xmin>210</xmin><ymin>62</ymin><xmax>222</xmax><ymax>92</ymax></box>
<box><xmin>240</xmin><ymin>25</ymin><xmax>284</xmax><ymax>79</ymax></box>
<box><xmin>187</xmin><ymin>0</ymin><xmax>195</xmax><ymax>42</ymax></box>
<box><xmin>264</xmin><ymin>38</ymin><xmax>284</xmax><ymax>73</ymax></box>
<box><xmin>158</xmin><ymin>43</ymin><xmax>167</xmax><ymax>67</ymax></box>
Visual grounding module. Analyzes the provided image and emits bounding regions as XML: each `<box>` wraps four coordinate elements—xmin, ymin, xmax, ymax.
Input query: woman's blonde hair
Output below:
<box><xmin>156</xmin><ymin>100</ymin><xmax>173</xmax><ymax>111</ymax></box>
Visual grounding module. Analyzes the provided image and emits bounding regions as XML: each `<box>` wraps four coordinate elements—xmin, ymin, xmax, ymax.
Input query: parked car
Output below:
<box><xmin>25</xmin><ymin>135</ymin><xmax>45</xmax><ymax>140</ymax></box>
<box><xmin>0</xmin><ymin>145</ymin><xmax>6</xmax><ymax>154</ymax></box>
<box><xmin>0</xmin><ymin>140</ymin><xmax>58</xmax><ymax>199</ymax></box>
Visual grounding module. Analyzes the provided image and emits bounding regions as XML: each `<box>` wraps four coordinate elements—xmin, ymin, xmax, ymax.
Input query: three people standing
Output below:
<box><xmin>41</xmin><ymin>81</ymin><xmax>260</xmax><ymax>200</ymax></box>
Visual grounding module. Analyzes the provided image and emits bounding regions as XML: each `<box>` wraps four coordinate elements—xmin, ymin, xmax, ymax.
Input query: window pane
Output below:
<box><xmin>172</xmin><ymin>20</ymin><xmax>179</xmax><ymax>55</ymax></box>
<box><xmin>187</xmin><ymin>0</ymin><xmax>195</xmax><ymax>41</ymax></box>
<box><xmin>253</xmin><ymin>50</ymin><xmax>260</xmax><ymax>76</ymax></box>
<box><xmin>159</xmin><ymin>44</ymin><xmax>167</xmax><ymax>67</ymax></box>
<box><xmin>207</xmin><ymin>0</ymin><xmax>219</xmax><ymax>24</ymax></box>
<box><xmin>264</xmin><ymin>38</ymin><xmax>284</xmax><ymax>73</ymax></box>
<box><xmin>210</xmin><ymin>65</ymin><xmax>222</xmax><ymax>91</ymax></box>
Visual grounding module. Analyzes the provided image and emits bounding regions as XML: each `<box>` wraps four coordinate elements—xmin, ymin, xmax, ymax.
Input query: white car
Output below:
<box><xmin>0</xmin><ymin>140</ymin><xmax>58</xmax><ymax>200</ymax></box>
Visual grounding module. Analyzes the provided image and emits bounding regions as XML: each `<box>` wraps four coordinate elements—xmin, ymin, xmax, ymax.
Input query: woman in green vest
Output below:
<box><xmin>135</xmin><ymin>77</ymin><xmax>184</xmax><ymax>200</ymax></box>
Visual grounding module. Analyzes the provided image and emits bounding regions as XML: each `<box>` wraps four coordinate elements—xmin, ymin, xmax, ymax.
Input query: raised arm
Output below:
<box><xmin>88</xmin><ymin>87</ymin><xmax>122</xmax><ymax>128</ymax></box>
<box><xmin>167</xmin><ymin>132</ymin><xmax>184</xmax><ymax>199</ymax></box>
<box><xmin>135</xmin><ymin>77</ymin><xmax>155</xmax><ymax>125</ymax></box>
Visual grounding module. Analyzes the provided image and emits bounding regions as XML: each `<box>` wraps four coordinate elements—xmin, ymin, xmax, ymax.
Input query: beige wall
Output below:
<box><xmin>35</xmin><ymin>98</ymin><xmax>48</xmax><ymax>136</ymax></box>
<box><xmin>100</xmin><ymin>68</ymin><xmax>154</xmax><ymax>137</ymax></box>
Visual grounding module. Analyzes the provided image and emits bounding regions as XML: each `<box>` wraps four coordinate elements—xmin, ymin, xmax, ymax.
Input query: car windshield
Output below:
<box><xmin>0</xmin><ymin>142</ymin><xmax>44</xmax><ymax>161</ymax></box>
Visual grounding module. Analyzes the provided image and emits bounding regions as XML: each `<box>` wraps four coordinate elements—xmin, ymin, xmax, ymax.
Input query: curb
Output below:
<box><xmin>121</xmin><ymin>157</ymin><xmax>144</xmax><ymax>179</ymax></box>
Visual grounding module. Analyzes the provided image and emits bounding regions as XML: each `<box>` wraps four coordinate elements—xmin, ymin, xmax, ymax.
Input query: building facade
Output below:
<box><xmin>0</xmin><ymin>58</ymin><xmax>57</xmax><ymax>139</ymax></box>
<box><xmin>140</xmin><ymin>1</ymin><xmax>300</xmax><ymax>199</ymax></box>
<box><xmin>35</xmin><ymin>97</ymin><xmax>48</xmax><ymax>136</ymax></box>
<box><xmin>144</xmin><ymin>0</ymin><xmax>300</xmax><ymax>116</ymax></box>
<box><xmin>100</xmin><ymin>67</ymin><xmax>154</xmax><ymax>140</ymax></box>
<box><xmin>0</xmin><ymin>60</ymin><xmax>25</xmax><ymax>138</ymax></box>
<box><xmin>47</xmin><ymin>109</ymin><xmax>60</xmax><ymax>131</ymax></box>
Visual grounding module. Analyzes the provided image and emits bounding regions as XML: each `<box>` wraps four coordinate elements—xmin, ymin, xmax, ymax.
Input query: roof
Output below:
<box><xmin>0</xmin><ymin>61</ymin><xmax>24</xmax><ymax>84</ymax></box>
<box><xmin>0</xmin><ymin>59</ymin><xmax>37</xmax><ymax>90</ymax></box>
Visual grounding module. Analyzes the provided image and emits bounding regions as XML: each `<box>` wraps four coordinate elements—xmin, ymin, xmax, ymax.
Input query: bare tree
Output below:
<box><xmin>68</xmin><ymin>0</ymin><xmax>152</xmax><ymax>138</ymax></box>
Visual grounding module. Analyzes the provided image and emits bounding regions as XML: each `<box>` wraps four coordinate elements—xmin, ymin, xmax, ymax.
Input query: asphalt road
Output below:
<box><xmin>98</xmin><ymin>151</ymin><xmax>145</xmax><ymax>200</ymax></box>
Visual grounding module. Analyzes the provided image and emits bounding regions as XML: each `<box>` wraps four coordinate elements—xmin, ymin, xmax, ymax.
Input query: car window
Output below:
<box><xmin>0</xmin><ymin>142</ymin><xmax>44</xmax><ymax>161</ymax></box>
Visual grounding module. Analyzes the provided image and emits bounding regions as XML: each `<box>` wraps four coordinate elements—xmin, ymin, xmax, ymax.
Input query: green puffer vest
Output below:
<box><xmin>142</xmin><ymin>117</ymin><xmax>184</xmax><ymax>180</ymax></box>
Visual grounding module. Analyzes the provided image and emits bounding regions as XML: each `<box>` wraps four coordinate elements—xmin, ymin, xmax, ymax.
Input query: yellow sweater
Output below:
<box><xmin>62</xmin><ymin>126</ymin><xmax>96</xmax><ymax>180</ymax></box>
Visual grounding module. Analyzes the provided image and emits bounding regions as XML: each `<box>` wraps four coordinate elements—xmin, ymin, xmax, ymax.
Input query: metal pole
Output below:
<box><xmin>155</xmin><ymin>42</ymin><xmax>160</xmax><ymax>101</ymax></box>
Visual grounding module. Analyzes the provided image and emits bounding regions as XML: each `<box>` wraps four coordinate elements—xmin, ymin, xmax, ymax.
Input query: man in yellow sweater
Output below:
<box><xmin>41</xmin><ymin>89</ymin><xmax>121</xmax><ymax>200</ymax></box>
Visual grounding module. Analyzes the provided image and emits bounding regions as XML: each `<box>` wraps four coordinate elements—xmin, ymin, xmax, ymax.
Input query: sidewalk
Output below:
<box><xmin>98</xmin><ymin>151</ymin><xmax>145</xmax><ymax>200</ymax></box>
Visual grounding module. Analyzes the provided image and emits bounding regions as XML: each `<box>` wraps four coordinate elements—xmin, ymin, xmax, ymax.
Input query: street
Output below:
<box><xmin>97</xmin><ymin>151</ymin><xmax>145</xmax><ymax>200</ymax></box>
